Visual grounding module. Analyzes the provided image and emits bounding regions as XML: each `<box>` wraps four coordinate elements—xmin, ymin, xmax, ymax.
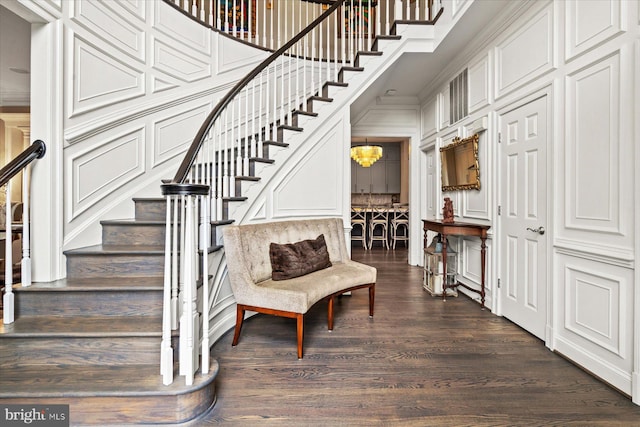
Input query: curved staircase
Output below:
<box><xmin>0</xmin><ymin>0</ymin><xmax>443</xmax><ymax>424</ymax></box>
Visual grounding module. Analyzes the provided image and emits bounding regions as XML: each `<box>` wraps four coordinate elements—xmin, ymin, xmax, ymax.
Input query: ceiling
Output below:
<box><xmin>0</xmin><ymin>5</ymin><xmax>31</xmax><ymax>107</ymax></box>
<box><xmin>350</xmin><ymin>0</ymin><xmax>518</xmax><ymax>119</ymax></box>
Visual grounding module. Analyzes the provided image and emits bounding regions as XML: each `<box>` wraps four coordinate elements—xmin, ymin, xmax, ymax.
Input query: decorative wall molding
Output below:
<box><xmin>495</xmin><ymin>4</ymin><xmax>555</xmax><ymax>99</ymax></box>
<box><xmin>151</xmin><ymin>102</ymin><xmax>211</xmax><ymax>168</ymax></box>
<box><xmin>71</xmin><ymin>0</ymin><xmax>145</xmax><ymax>61</ymax></box>
<box><xmin>420</xmin><ymin>97</ymin><xmax>437</xmax><ymax>139</ymax></box>
<box><xmin>69</xmin><ymin>32</ymin><xmax>145</xmax><ymax>117</ymax></box>
<box><xmin>565</xmin><ymin>51</ymin><xmax>622</xmax><ymax>236</ymax></box>
<box><xmin>564</xmin><ymin>0</ymin><xmax>625</xmax><ymax>62</ymax></box>
<box><xmin>217</xmin><ymin>34</ymin><xmax>268</xmax><ymax>75</ymax></box>
<box><xmin>68</xmin><ymin>126</ymin><xmax>145</xmax><ymax>220</ymax></box>
<box><xmin>152</xmin><ymin>37</ymin><xmax>212</xmax><ymax>83</ymax></box>
<box><xmin>64</xmin><ymin>82</ymin><xmax>232</xmax><ymax>144</ymax></box>
<box><xmin>115</xmin><ymin>0</ymin><xmax>146</xmax><ymax>21</ymax></box>
<box><xmin>563</xmin><ymin>264</ymin><xmax>625</xmax><ymax>356</ymax></box>
<box><xmin>153</xmin><ymin>0</ymin><xmax>211</xmax><ymax>55</ymax></box>
<box><xmin>468</xmin><ymin>53</ymin><xmax>490</xmax><ymax>113</ymax></box>
<box><xmin>438</xmin><ymin>84</ymin><xmax>450</xmax><ymax>129</ymax></box>
<box><xmin>272</xmin><ymin>129</ymin><xmax>342</xmax><ymax>217</ymax></box>
<box><xmin>554</xmin><ymin>238</ymin><xmax>634</xmax><ymax>269</ymax></box>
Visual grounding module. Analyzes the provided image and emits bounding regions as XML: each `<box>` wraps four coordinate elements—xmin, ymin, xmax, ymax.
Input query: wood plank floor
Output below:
<box><xmin>198</xmin><ymin>247</ymin><xmax>640</xmax><ymax>426</ymax></box>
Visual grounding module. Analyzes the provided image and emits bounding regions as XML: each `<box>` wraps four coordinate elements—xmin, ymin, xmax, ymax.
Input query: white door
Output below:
<box><xmin>499</xmin><ymin>95</ymin><xmax>548</xmax><ymax>340</ymax></box>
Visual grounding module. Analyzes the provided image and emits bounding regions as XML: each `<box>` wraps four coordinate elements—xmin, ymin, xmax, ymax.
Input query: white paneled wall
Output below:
<box><xmin>56</xmin><ymin>0</ymin><xmax>268</xmax><ymax>250</ymax></box>
<box><xmin>411</xmin><ymin>0</ymin><xmax>639</xmax><ymax>399</ymax></box>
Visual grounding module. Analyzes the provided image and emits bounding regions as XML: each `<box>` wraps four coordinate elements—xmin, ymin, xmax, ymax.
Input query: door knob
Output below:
<box><xmin>526</xmin><ymin>226</ymin><xmax>545</xmax><ymax>235</ymax></box>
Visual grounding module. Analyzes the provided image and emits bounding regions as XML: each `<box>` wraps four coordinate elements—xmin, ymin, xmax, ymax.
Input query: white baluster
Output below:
<box><xmin>201</xmin><ymin>193</ymin><xmax>210</xmax><ymax>374</ymax></box>
<box><xmin>21</xmin><ymin>165</ymin><xmax>31</xmax><ymax>287</ymax></box>
<box><xmin>3</xmin><ymin>181</ymin><xmax>13</xmax><ymax>324</ymax></box>
<box><xmin>161</xmin><ymin>196</ymin><xmax>174</xmax><ymax>385</ymax></box>
<box><xmin>171</xmin><ymin>199</ymin><xmax>179</xmax><ymax>330</ymax></box>
<box><xmin>208</xmin><ymin>0</ymin><xmax>214</xmax><ymax>26</ymax></box>
<box><xmin>232</xmin><ymin>0</ymin><xmax>238</xmax><ymax>37</ymax></box>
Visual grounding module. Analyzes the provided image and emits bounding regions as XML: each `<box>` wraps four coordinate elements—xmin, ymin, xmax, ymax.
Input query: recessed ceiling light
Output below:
<box><xmin>385</xmin><ymin>89</ymin><xmax>397</xmax><ymax>96</ymax></box>
<box><xmin>9</xmin><ymin>67</ymin><xmax>30</xmax><ymax>74</ymax></box>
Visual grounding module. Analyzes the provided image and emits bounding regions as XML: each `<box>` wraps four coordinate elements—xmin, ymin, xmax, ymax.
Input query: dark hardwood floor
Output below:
<box><xmin>199</xmin><ymin>246</ymin><xmax>640</xmax><ymax>426</ymax></box>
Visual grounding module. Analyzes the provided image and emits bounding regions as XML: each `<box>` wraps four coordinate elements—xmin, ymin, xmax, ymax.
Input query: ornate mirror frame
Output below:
<box><xmin>440</xmin><ymin>134</ymin><xmax>480</xmax><ymax>191</ymax></box>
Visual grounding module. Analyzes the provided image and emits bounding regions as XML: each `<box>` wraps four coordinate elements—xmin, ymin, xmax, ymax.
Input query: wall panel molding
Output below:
<box><xmin>495</xmin><ymin>5</ymin><xmax>555</xmax><ymax>98</ymax></box>
<box><xmin>565</xmin><ymin>51</ymin><xmax>620</xmax><ymax>234</ymax></box>
<box><xmin>153</xmin><ymin>0</ymin><xmax>211</xmax><ymax>55</ymax></box>
<box><xmin>65</xmin><ymin>82</ymin><xmax>232</xmax><ymax>145</ymax></box>
<box><xmin>272</xmin><ymin>129</ymin><xmax>342</xmax><ymax>217</ymax></box>
<box><xmin>152</xmin><ymin>37</ymin><xmax>212</xmax><ymax>83</ymax></box>
<box><xmin>563</xmin><ymin>263</ymin><xmax>627</xmax><ymax>357</ymax></box>
<box><xmin>564</xmin><ymin>0</ymin><xmax>625</xmax><ymax>62</ymax></box>
<box><xmin>468</xmin><ymin>54</ymin><xmax>490</xmax><ymax>113</ymax></box>
<box><xmin>151</xmin><ymin>103</ymin><xmax>211</xmax><ymax>168</ymax></box>
<box><xmin>69</xmin><ymin>32</ymin><xmax>145</xmax><ymax>117</ymax></box>
<box><xmin>68</xmin><ymin>127</ymin><xmax>145</xmax><ymax>219</ymax></box>
<box><xmin>554</xmin><ymin>238</ymin><xmax>634</xmax><ymax>269</ymax></box>
<box><xmin>71</xmin><ymin>0</ymin><xmax>145</xmax><ymax>61</ymax></box>
<box><xmin>421</xmin><ymin>98</ymin><xmax>437</xmax><ymax>139</ymax></box>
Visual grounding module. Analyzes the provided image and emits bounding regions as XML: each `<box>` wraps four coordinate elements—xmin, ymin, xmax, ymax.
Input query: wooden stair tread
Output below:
<box><xmin>0</xmin><ymin>316</ymin><xmax>161</xmax><ymax>337</ymax></box>
<box><xmin>14</xmin><ymin>277</ymin><xmax>164</xmax><ymax>291</ymax></box>
<box><xmin>0</xmin><ymin>361</ymin><xmax>218</xmax><ymax>397</ymax></box>
<box><xmin>100</xmin><ymin>218</ymin><xmax>164</xmax><ymax>225</ymax></box>
<box><xmin>64</xmin><ymin>244</ymin><xmax>164</xmax><ymax>255</ymax></box>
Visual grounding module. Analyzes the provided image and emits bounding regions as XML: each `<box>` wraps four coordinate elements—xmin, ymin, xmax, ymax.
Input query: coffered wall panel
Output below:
<box><xmin>495</xmin><ymin>4</ymin><xmax>555</xmax><ymax>99</ymax></box>
<box><xmin>564</xmin><ymin>0</ymin><xmax>625</xmax><ymax>62</ymax></box>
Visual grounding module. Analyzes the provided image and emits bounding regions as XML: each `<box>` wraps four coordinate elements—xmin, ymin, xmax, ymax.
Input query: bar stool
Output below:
<box><xmin>350</xmin><ymin>207</ymin><xmax>368</xmax><ymax>249</ymax></box>
<box><xmin>368</xmin><ymin>205</ymin><xmax>389</xmax><ymax>250</ymax></box>
<box><xmin>391</xmin><ymin>203</ymin><xmax>409</xmax><ymax>249</ymax></box>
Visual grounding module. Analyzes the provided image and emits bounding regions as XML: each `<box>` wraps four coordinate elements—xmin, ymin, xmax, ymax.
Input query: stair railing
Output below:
<box><xmin>173</xmin><ymin>0</ymin><xmax>443</xmax><ymax>52</ymax></box>
<box><xmin>160</xmin><ymin>0</ymin><xmax>443</xmax><ymax>385</ymax></box>
<box><xmin>1</xmin><ymin>140</ymin><xmax>46</xmax><ymax>325</ymax></box>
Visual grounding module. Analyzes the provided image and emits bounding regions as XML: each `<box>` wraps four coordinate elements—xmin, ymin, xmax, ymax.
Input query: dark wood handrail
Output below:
<box><xmin>0</xmin><ymin>140</ymin><xmax>46</xmax><ymax>188</ymax></box>
<box><xmin>170</xmin><ymin>0</ymin><xmax>346</xmax><ymax>184</ymax></box>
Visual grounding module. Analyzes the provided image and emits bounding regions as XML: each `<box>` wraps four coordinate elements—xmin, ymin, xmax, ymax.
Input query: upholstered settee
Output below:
<box><xmin>223</xmin><ymin>217</ymin><xmax>376</xmax><ymax>358</ymax></box>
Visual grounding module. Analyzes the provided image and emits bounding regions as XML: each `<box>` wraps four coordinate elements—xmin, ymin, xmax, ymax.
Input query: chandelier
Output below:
<box><xmin>350</xmin><ymin>144</ymin><xmax>383</xmax><ymax>167</ymax></box>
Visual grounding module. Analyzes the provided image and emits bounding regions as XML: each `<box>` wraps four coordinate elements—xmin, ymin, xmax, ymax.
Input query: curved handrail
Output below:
<box><xmin>170</xmin><ymin>0</ymin><xmax>346</xmax><ymax>184</ymax></box>
<box><xmin>0</xmin><ymin>140</ymin><xmax>46</xmax><ymax>187</ymax></box>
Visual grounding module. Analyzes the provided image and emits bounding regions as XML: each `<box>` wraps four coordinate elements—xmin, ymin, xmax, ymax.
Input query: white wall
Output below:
<box><xmin>415</xmin><ymin>0</ymin><xmax>639</xmax><ymax>400</ymax></box>
<box><xmin>5</xmin><ymin>0</ymin><xmax>268</xmax><ymax>280</ymax></box>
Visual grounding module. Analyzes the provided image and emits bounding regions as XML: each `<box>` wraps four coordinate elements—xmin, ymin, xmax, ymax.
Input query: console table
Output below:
<box><xmin>422</xmin><ymin>219</ymin><xmax>491</xmax><ymax>309</ymax></box>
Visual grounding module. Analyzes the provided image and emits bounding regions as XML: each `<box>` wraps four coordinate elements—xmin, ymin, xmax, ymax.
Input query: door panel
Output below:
<box><xmin>499</xmin><ymin>95</ymin><xmax>548</xmax><ymax>340</ymax></box>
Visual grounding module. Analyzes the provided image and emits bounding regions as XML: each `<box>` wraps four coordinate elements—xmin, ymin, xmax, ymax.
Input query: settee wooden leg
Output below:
<box><xmin>296</xmin><ymin>314</ymin><xmax>304</xmax><ymax>359</ymax></box>
<box><xmin>328</xmin><ymin>296</ymin><xmax>334</xmax><ymax>331</ymax></box>
<box><xmin>232</xmin><ymin>304</ymin><xmax>246</xmax><ymax>346</ymax></box>
<box><xmin>369</xmin><ymin>284</ymin><xmax>375</xmax><ymax>317</ymax></box>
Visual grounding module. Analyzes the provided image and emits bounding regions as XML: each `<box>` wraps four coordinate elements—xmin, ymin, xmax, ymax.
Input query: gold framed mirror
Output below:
<box><xmin>440</xmin><ymin>134</ymin><xmax>480</xmax><ymax>191</ymax></box>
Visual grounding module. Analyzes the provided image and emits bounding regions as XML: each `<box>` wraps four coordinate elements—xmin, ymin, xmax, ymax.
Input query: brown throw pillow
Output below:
<box><xmin>269</xmin><ymin>234</ymin><xmax>332</xmax><ymax>281</ymax></box>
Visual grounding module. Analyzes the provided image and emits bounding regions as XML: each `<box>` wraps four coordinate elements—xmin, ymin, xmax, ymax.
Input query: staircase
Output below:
<box><xmin>0</xmin><ymin>0</ymin><xmax>443</xmax><ymax>423</ymax></box>
<box><xmin>0</xmin><ymin>198</ymin><xmax>218</xmax><ymax>426</ymax></box>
